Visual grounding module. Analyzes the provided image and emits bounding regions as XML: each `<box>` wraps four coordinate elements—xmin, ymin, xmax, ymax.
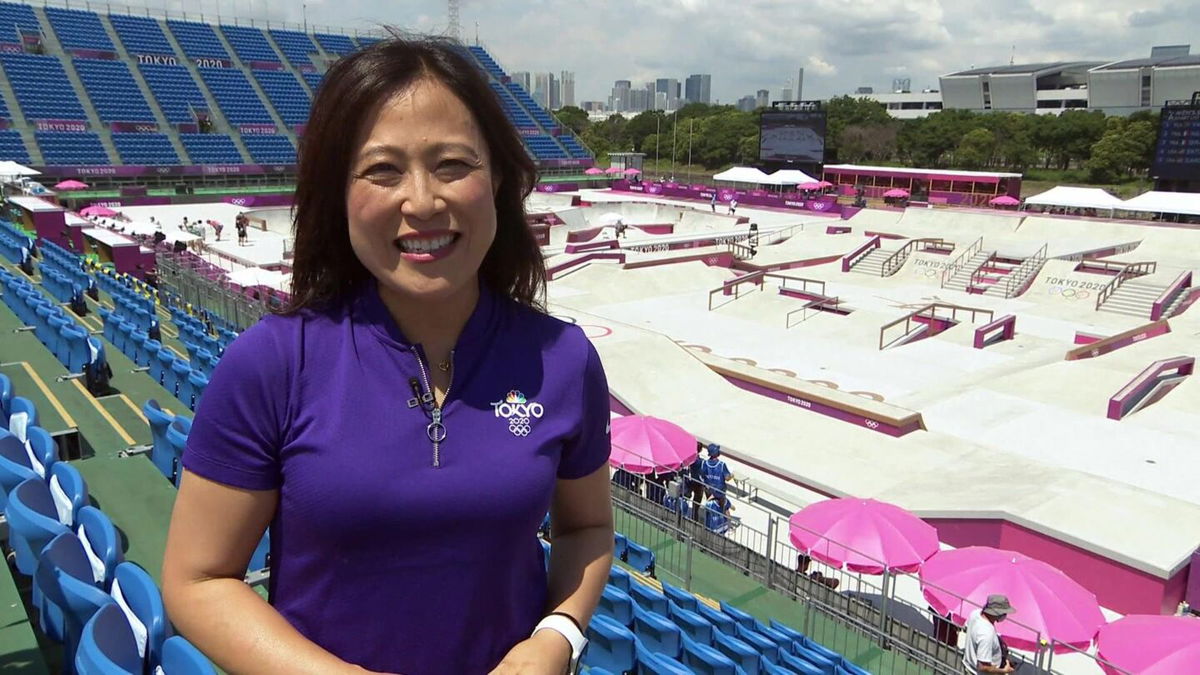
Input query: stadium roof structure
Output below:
<box><xmin>944</xmin><ymin>61</ymin><xmax>1105</xmax><ymax>77</ymax></box>
<box><xmin>1024</xmin><ymin>186</ymin><xmax>1125</xmax><ymax>211</ymax></box>
<box><xmin>1093</xmin><ymin>54</ymin><xmax>1200</xmax><ymax>71</ymax></box>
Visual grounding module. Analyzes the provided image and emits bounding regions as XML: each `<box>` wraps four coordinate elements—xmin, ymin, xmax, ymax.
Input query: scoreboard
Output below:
<box><xmin>1153</xmin><ymin>98</ymin><xmax>1200</xmax><ymax>181</ymax></box>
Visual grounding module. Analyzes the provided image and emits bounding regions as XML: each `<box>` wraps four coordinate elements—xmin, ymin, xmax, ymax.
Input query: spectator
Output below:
<box><xmin>710</xmin><ymin>193</ymin><xmax>717</xmax><ymax>212</ymax></box>
<box><xmin>964</xmin><ymin>595</ymin><xmax>1016</xmax><ymax>674</ymax></box>
<box><xmin>703</xmin><ymin>494</ymin><xmax>734</xmax><ymax>533</ymax></box>
<box><xmin>797</xmin><ymin>553</ymin><xmax>840</xmax><ymax>590</ymax></box>
<box><xmin>700</xmin><ymin>443</ymin><xmax>732</xmax><ymax>499</ymax></box>
<box><xmin>685</xmin><ymin>447</ymin><xmax>705</xmax><ymax>521</ymax></box>
<box><xmin>728</xmin><ymin>198</ymin><xmax>738</xmax><ymax>216</ymax></box>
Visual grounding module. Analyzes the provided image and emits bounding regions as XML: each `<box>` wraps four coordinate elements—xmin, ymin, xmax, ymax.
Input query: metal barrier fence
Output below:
<box><xmin>608</xmin><ymin>469</ymin><xmax>1126</xmax><ymax>675</ymax></box>
<box><xmin>156</xmin><ymin>252</ymin><xmax>271</xmax><ymax>331</ymax></box>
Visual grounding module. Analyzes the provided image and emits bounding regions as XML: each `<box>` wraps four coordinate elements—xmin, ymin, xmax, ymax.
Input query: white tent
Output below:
<box><xmin>1120</xmin><ymin>191</ymin><xmax>1200</xmax><ymax>217</ymax></box>
<box><xmin>766</xmin><ymin>169</ymin><xmax>818</xmax><ymax>186</ymax></box>
<box><xmin>1023</xmin><ymin>186</ymin><xmax>1124</xmax><ymax>211</ymax></box>
<box><xmin>226</xmin><ymin>267</ymin><xmax>291</xmax><ymax>292</ymax></box>
<box><xmin>0</xmin><ymin>161</ymin><xmax>39</xmax><ymax>176</ymax></box>
<box><xmin>712</xmin><ymin>166</ymin><xmax>771</xmax><ymax>184</ymax></box>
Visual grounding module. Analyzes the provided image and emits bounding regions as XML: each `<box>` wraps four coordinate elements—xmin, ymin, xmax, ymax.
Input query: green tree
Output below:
<box><xmin>554</xmin><ymin>106</ymin><xmax>589</xmax><ymax>134</ymax></box>
<box><xmin>954</xmin><ymin>128</ymin><xmax>996</xmax><ymax>169</ymax></box>
<box><xmin>1087</xmin><ymin>117</ymin><xmax>1157</xmax><ymax>182</ymax></box>
<box><xmin>824</xmin><ymin>95</ymin><xmax>892</xmax><ymax>155</ymax></box>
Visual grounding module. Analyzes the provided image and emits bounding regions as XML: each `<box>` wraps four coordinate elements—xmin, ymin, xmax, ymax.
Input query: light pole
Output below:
<box><xmin>655</xmin><ymin>115</ymin><xmax>660</xmax><ymax>175</ymax></box>
<box><xmin>671</xmin><ymin>109</ymin><xmax>677</xmax><ymax>180</ymax></box>
<box><xmin>687</xmin><ymin>118</ymin><xmax>693</xmax><ymax>185</ymax></box>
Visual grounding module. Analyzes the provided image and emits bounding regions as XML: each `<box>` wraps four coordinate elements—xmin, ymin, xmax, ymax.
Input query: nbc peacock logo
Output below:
<box><xmin>491</xmin><ymin>389</ymin><xmax>544</xmax><ymax>437</ymax></box>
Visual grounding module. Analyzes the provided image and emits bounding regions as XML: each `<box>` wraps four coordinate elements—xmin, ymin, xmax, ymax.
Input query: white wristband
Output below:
<box><xmin>532</xmin><ymin>614</ymin><xmax>586</xmax><ymax>670</ymax></box>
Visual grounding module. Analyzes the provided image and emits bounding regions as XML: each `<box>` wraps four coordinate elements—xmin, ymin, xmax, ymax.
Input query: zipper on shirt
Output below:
<box><xmin>414</xmin><ymin>347</ymin><xmax>454</xmax><ymax>468</ymax></box>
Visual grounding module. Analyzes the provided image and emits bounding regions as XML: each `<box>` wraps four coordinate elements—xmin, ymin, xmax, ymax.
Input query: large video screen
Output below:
<box><xmin>1153</xmin><ymin>104</ymin><xmax>1200</xmax><ymax>181</ymax></box>
<box><xmin>759</xmin><ymin>110</ymin><xmax>826</xmax><ymax>163</ymax></box>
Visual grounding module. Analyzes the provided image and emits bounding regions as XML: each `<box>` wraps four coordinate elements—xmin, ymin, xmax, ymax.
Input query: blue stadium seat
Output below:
<box><xmin>166</xmin><ymin>417</ymin><xmax>189</xmax><ymax>487</ymax></box>
<box><xmin>681</xmin><ymin>634</ymin><xmax>740</xmax><ymax>675</ymax></box>
<box><xmin>607</xmin><ymin>565</ymin><xmax>631</xmax><ymax>592</ymax></box>
<box><xmin>625</xmin><ymin>540</ymin><xmax>655</xmax><ymax>574</ymax></box>
<box><xmin>161</xmin><ymin>635</ymin><xmax>218</xmax><ymax>674</ymax></box>
<box><xmin>185</xmin><ymin>371</ymin><xmax>208</xmax><ymax>411</ymax></box>
<box><xmin>597</xmin><ymin>584</ymin><xmax>635</xmax><ymax>627</ymax></box>
<box><xmin>314</xmin><ymin>32</ymin><xmax>356</xmax><ymax>56</ymax></box>
<box><xmin>168</xmin><ymin>360</ymin><xmax>191</xmax><ymax>398</ymax></box>
<box><xmin>301</xmin><ymin>70</ymin><xmax>323</xmax><ymax>95</ymax></box>
<box><xmin>198</xmin><ymin>66</ymin><xmax>273</xmax><ymax>124</ymax></box>
<box><xmin>179</xmin><ymin>133</ymin><xmax>243</xmax><ymax>164</ymax></box>
<box><xmin>720</xmin><ymin>600</ymin><xmax>758</xmax><ymax>631</ymax></box>
<box><xmin>634</xmin><ymin>639</ymin><xmax>691</xmax><ymax>674</ymax></box>
<box><xmin>49</xmin><ymin>461</ymin><xmax>91</xmax><ymax>528</ymax></box>
<box><xmin>9</xmin><ymin>395</ymin><xmax>39</xmax><ymax>436</ymax></box>
<box><xmin>112</xmin><ymin>133</ymin><xmax>181</xmax><ymax>165</ymax></box>
<box><xmin>153</xmin><ymin>349</ymin><xmax>174</xmax><ymax>385</ymax></box>
<box><xmin>5</xmin><ymin>478</ymin><xmax>72</xmax><ymax>576</ymax></box>
<box><xmin>75</xmin><ymin>603</ymin><xmax>141</xmax><ymax>675</ymax></box>
<box><xmin>75</xmin><ymin>506</ymin><xmax>123</xmax><ymax>591</ymax></box>
<box><xmin>35</xmin><ymin>131</ymin><xmax>111</xmax><ymax>165</ymax></box>
<box><xmin>0</xmin><ymin>430</ymin><xmax>44</xmax><ymax>510</ymax></box>
<box><xmin>248</xmin><ymin>530</ymin><xmax>270</xmax><ymax>574</ymax></box>
<box><xmin>0</xmin><ymin>372</ymin><xmax>10</xmax><ymax>426</ymax></box>
<box><xmin>791</xmin><ymin>647</ymin><xmax>837</xmax><ymax>675</ymax></box>
<box><xmin>629</xmin><ymin>582</ymin><xmax>669</xmax><ymax>617</ymax></box>
<box><xmin>112</xmin><ymin>561</ymin><xmax>170</xmax><ymax>671</ymax></box>
<box><xmin>734</xmin><ymin>624</ymin><xmax>781</xmax><ymax>665</ymax></box>
<box><xmin>660</xmin><ymin>581</ymin><xmax>699</xmax><ymax>613</ymax></box>
<box><xmin>711</xmin><ymin>627</ymin><xmax>763</xmax><ymax>675</ymax></box>
<box><xmin>143</xmin><ymin>399</ymin><xmax>176</xmax><ymax>481</ymax></box>
<box><xmin>63</xmin><ymin>323</ymin><xmax>91</xmax><ymax>373</ymax></box>
<box><xmin>632</xmin><ymin>606</ymin><xmax>682</xmax><ymax>659</ymax></box>
<box><xmin>780</xmin><ymin>650</ymin><xmax>824</xmax><ymax>675</ymax></box>
<box><xmin>696</xmin><ymin>603</ymin><xmax>738</xmax><ymax>635</ymax></box>
<box><xmin>0</xmin><ymin>2</ymin><xmax>40</xmax><ymax>46</ymax></box>
<box><xmin>138</xmin><ymin>63</ymin><xmax>209</xmax><ymax>124</ymax></box>
<box><xmin>0</xmin><ymin>130</ymin><xmax>31</xmax><ymax>163</ymax></box>
<box><xmin>36</xmin><ymin>532</ymin><xmax>117</xmax><ymax>670</ymax></box>
<box><xmin>584</xmin><ymin>614</ymin><xmax>636</xmax><ymax>675</ymax></box>
<box><xmin>667</xmin><ymin>600</ymin><xmax>715</xmax><ymax>646</ymax></box>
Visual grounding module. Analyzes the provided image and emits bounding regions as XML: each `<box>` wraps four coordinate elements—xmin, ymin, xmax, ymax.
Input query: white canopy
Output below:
<box><xmin>1120</xmin><ymin>191</ymin><xmax>1200</xmax><ymax>217</ymax></box>
<box><xmin>226</xmin><ymin>267</ymin><xmax>291</xmax><ymax>292</ymax></box>
<box><xmin>765</xmin><ymin>169</ymin><xmax>819</xmax><ymax>186</ymax></box>
<box><xmin>0</xmin><ymin>161</ymin><xmax>39</xmax><ymax>176</ymax></box>
<box><xmin>1023</xmin><ymin>186</ymin><xmax>1124</xmax><ymax>211</ymax></box>
<box><xmin>712</xmin><ymin>166</ymin><xmax>771</xmax><ymax>184</ymax></box>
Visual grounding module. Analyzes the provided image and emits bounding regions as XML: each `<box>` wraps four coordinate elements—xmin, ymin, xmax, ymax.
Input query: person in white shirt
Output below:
<box><xmin>963</xmin><ymin>594</ymin><xmax>1015</xmax><ymax>674</ymax></box>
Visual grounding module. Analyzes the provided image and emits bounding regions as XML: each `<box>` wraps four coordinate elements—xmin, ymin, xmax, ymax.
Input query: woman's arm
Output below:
<box><xmin>162</xmin><ymin>471</ymin><xmax>374</xmax><ymax>675</ymax></box>
<box><xmin>489</xmin><ymin>465</ymin><xmax>614</xmax><ymax>674</ymax></box>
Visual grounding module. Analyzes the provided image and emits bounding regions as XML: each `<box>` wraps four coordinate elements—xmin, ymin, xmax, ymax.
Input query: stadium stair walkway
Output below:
<box><xmin>210</xmin><ymin>24</ymin><xmax>295</xmax><ymax>149</ymax></box>
<box><xmin>0</xmin><ymin>75</ymin><xmax>42</xmax><ymax>165</ymax></box>
<box><xmin>158</xmin><ymin>17</ymin><xmax>252</xmax><ymax>164</ymax></box>
<box><xmin>97</xmin><ymin>11</ymin><xmax>189</xmax><ymax>163</ymax></box>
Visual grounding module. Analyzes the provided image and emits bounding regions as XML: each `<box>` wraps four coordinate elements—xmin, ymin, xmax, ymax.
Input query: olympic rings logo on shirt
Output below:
<box><xmin>492</xmin><ymin>391</ymin><xmax>546</xmax><ymax>438</ymax></box>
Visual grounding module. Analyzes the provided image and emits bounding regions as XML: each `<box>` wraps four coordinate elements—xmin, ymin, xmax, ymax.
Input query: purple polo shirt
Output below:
<box><xmin>183</xmin><ymin>281</ymin><xmax>611</xmax><ymax>674</ymax></box>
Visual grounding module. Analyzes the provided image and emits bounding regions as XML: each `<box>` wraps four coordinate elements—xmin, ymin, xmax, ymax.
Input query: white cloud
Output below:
<box><xmin>251</xmin><ymin>0</ymin><xmax>1199</xmax><ymax>102</ymax></box>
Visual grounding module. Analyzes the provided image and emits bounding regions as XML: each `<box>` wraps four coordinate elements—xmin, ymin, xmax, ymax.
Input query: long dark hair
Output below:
<box><xmin>283</xmin><ymin>33</ymin><xmax>545</xmax><ymax>314</ymax></box>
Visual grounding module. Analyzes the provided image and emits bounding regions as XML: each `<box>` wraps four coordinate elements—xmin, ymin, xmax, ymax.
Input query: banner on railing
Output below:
<box><xmin>35</xmin><ymin>163</ymin><xmax>298</xmax><ymax>177</ymax></box>
<box><xmin>518</xmin><ymin>128</ymin><xmax>540</xmax><ymax>137</ymax></box>
<box><xmin>34</xmin><ymin>119</ymin><xmax>87</xmax><ymax>132</ymax></box>
<box><xmin>238</xmin><ymin>124</ymin><xmax>278</xmax><ymax>135</ymax></box>
<box><xmin>69</xmin><ymin>48</ymin><xmax>117</xmax><ymax>60</ymax></box>
<box><xmin>298</xmin><ymin>65</ymin><xmax>317</xmax><ymax>73</ymax></box>
<box><xmin>0</xmin><ymin>43</ymin><xmax>23</xmax><ymax>54</ymax></box>
<box><xmin>538</xmin><ymin>158</ymin><xmax>595</xmax><ymax>169</ymax></box>
<box><xmin>110</xmin><ymin>122</ymin><xmax>159</xmax><ymax>133</ymax></box>
<box><xmin>135</xmin><ymin>53</ymin><xmax>178</xmax><ymax>65</ymax></box>
<box><xmin>194</xmin><ymin>57</ymin><xmax>233</xmax><ymax>68</ymax></box>
<box><xmin>247</xmin><ymin>60</ymin><xmax>284</xmax><ymax>71</ymax></box>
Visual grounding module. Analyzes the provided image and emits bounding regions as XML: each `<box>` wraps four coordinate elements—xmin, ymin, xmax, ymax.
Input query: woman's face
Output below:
<box><xmin>346</xmin><ymin>77</ymin><xmax>497</xmax><ymax>304</ymax></box>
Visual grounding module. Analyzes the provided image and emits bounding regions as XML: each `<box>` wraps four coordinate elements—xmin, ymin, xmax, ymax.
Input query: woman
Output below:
<box><xmin>162</xmin><ymin>35</ymin><xmax>614</xmax><ymax>675</ymax></box>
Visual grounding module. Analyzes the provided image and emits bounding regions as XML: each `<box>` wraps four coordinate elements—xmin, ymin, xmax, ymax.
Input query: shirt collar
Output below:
<box><xmin>355</xmin><ymin>277</ymin><xmax>497</xmax><ymax>353</ymax></box>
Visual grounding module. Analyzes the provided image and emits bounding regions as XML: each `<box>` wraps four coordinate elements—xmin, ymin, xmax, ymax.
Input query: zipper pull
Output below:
<box><xmin>428</xmin><ymin>407</ymin><xmax>446</xmax><ymax>467</ymax></box>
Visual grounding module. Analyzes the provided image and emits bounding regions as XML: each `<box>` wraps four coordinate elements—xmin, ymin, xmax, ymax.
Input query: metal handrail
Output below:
<box><xmin>1002</xmin><ymin>242</ymin><xmax>1048</xmax><ymax>298</ymax></box>
<box><xmin>766</xmin><ymin>273</ymin><xmax>825</xmax><ymax>297</ymax></box>
<box><xmin>785</xmin><ymin>295</ymin><xmax>840</xmax><ymax>328</ymax></box>
<box><xmin>939</xmin><ymin>236</ymin><xmax>983</xmax><ymax>288</ymax></box>
<box><xmin>1095</xmin><ymin>261</ymin><xmax>1157</xmax><ymax>310</ymax></box>
<box><xmin>879</xmin><ymin>238</ymin><xmax>942</xmax><ymax>278</ymax></box>
<box><xmin>879</xmin><ymin>302</ymin><xmax>995</xmax><ymax>350</ymax></box>
<box><xmin>707</xmin><ymin>270</ymin><xmax>764</xmax><ymax>310</ymax></box>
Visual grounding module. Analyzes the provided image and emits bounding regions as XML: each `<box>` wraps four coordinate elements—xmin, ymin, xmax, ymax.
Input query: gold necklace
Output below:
<box><xmin>437</xmin><ymin>358</ymin><xmax>451</xmax><ymax>372</ymax></box>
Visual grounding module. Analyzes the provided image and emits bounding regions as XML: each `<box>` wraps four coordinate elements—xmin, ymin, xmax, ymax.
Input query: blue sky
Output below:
<box><xmin>184</xmin><ymin>0</ymin><xmax>1200</xmax><ymax>104</ymax></box>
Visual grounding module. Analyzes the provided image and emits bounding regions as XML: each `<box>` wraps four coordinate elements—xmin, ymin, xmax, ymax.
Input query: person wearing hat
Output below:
<box><xmin>700</xmin><ymin>443</ymin><xmax>732</xmax><ymax>500</ymax></box>
<box><xmin>963</xmin><ymin>594</ymin><xmax>1016</xmax><ymax>674</ymax></box>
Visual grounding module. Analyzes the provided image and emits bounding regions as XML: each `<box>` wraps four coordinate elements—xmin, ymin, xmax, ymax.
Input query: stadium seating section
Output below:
<box><xmin>44</xmin><ymin>6</ymin><xmax>115</xmax><ymax>53</ymax></box>
<box><xmin>138</xmin><ymin>62</ymin><xmax>210</xmax><ymax>124</ymax></box>
<box><xmin>197</xmin><ymin>66</ymin><xmax>274</xmax><ymax>124</ymax></box>
<box><xmin>179</xmin><ymin>133</ymin><xmax>242</xmax><ymax>163</ymax></box>
<box><xmin>0</xmin><ymin>53</ymin><xmax>88</xmax><ymax>121</ymax></box>
<box><xmin>166</xmin><ymin>19</ymin><xmax>230</xmax><ymax>60</ymax></box>
<box><xmin>35</xmin><ymin>131</ymin><xmax>109</xmax><ymax>164</ymax></box>
<box><xmin>253</xmin><ymin>70</ymin><xmax>310</xmax><ymax>125</ymax></box>
<box><xmin>268</xmin><ymin>28</ymin><xmax>318</xmax><ymax>70</ymax></box>
<box><xmin>73</xmin><ymin>58</ymin><xmax>156</xmax><ymax>122</ymax></box>
<box><xmin>108</xmin><ymin>13</ymin><xmax>175</xmax><ymax>56</ymax></box>
<box><xmin>112</xmin><ymin>132</ymin><xmax>179</xmax><ymax>165</ymax></box>
<box><xmin>220</xmin><ymin>24</ymin><xmax>280</xmax><ymax>65</ymax></box>
<box><xmin>0</xmin><ymin>5</ymin><xmax>587</xmax><ymax>166</ymax></box>
<box><xmin>242</xmin><ymin>134</ymin><xmax>296</xmax><ymax>164</ymax></box>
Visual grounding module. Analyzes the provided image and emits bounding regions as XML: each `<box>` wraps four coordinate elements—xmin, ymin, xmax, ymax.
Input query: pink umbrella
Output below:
<box><xmin>797</xmin><ymin>182</ymin><xmax>822</xmax><ymax>190</ymax></box>
<box><xmin>604</xmin><ymin>167</ymin><xmax>624</xmax><ymax>174</ymax></box>
<box><xmin>817</xmin><ymin>180</ymin><xmax>834</xmax><ymax>188</ymax></box>
<box><xmin>920</xmin><ymin>547</ymin><xmax>1105</xmax><ymax>652</ymax></box>
<box><xmin>623</xmin><ymin>168</ymin><xmax>641</xmax><ymax>175</ymax></box>
<box><xmin>1096</xmin><ymin>615</ymin><xmax>1200</xmax><ymax>675</ymax></box>
<box><xmin>788</xmin><ymin>498</ymin><xmax>939</xmax><ymax>574</ymax></box>
<box><xmin>79</xmin><ymin>205</ymin><xmax>117</xmax><ymax>217</ymax></box>
<box><xmin>55</xmin><ymin>179</ymin><xmax>89</xmax><ymax>190</ymax></box>
<box><xmin>882</xmin><ymin>188</ymin><xmax>910</xmax><ymax>198</ymax></box>
<box><xmin>584</xmin><ymin>167</ymin><xmax>604</xmax><ymax>175</ymax></box>
<box><xmin>989</xmin><ymin>195</ymin><xmax>1020</xmax><ymax>206</ymax></box>
<box><xmin>608</xmin><ymin>415</ymin><xmax>697</xmax><ymax>475</ymax></box>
